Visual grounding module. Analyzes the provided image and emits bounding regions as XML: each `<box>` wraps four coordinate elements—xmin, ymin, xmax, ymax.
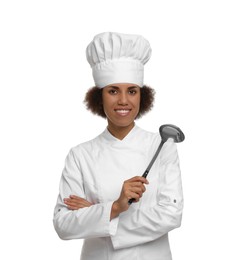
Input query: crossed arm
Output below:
<box><xmin>63</xmin><ymin>176</ymin><xmax>149</xmax><ymax>220</ymax></box>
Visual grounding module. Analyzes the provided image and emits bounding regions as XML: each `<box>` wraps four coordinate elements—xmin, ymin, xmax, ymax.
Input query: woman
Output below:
<box><xmin>53</xmin><ymin>32</ymin><xmax>183</xmax><ymax>260</ymax></box>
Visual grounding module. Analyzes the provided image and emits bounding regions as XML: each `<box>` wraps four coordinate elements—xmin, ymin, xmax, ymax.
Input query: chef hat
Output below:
<box><xmin>86</xmin><ymin>32</ymin><xmax>152</xmax><ymax>88</ymax></box>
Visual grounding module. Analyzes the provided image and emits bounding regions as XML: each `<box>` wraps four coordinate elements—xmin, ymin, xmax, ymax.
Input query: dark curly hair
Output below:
<box><xmin>84</xmin><ymin>85</ymin><xmax>155</xmax><ymax>119</ymax></box>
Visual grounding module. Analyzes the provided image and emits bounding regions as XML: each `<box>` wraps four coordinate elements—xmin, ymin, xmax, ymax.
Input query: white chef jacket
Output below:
<box><xmin>53</xmin><ymin>125</ymin><xmax>183</xmax><ymax>260</ymax></box>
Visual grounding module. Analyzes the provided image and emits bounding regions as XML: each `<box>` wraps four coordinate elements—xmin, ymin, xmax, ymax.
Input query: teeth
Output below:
<box><xmin>115</xmin><ymin>109</ymin><xmax>130</xmax><ymax>115</ymax></box>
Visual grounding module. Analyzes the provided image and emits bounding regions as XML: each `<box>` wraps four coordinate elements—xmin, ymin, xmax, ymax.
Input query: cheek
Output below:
<box><xmin>131</xmin><ymin>97</ymin><xmax>141</xmax><ymax>118</ymax></box>
<box><xmin>102</xmin><ymin>102</ymin><xmax>109</xmax><ymax>116</ymax></box>
<box><xmin>134</xmin><ymin>96</ymin><xmax>141</xmax><ymax>110</ymax></box>
<box><xmin>102</xmin><ymin>98</ymin><xmax>115</xmax><ymax>118</ymax></box>
<box><xmin>102</xmin><ymin>93</ymin><xmax>111</xmax><ymax>109</ymax></box>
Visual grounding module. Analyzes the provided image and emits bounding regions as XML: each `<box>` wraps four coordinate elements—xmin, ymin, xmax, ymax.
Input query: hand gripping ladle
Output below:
<box><xmin>128</xmin><ymin>124</ymin><xmax>185</xmax><ymax>205</ymax></box>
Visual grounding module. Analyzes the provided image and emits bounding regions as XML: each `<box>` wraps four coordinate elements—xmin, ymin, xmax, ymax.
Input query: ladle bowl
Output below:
<box><xmin>160</xmin><ymin>124</ymin><xmax>185</xmax><ymax>143</ymax></box>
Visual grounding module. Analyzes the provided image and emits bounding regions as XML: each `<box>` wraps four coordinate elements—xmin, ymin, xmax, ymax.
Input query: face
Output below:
<box><xmin>102</xmin><ymin>83</ymin><xmax>141</xmax><ymax>133</ymax></box>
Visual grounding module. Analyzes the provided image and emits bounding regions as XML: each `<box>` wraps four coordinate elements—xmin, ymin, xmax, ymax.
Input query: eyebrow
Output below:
<box><xmin>109</xmin><ymin>85</ymin><xmax>138</xmax><ymax>90</ymax></box>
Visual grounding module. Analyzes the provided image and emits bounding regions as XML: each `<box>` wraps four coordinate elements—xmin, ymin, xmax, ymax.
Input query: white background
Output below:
<box><xmin>1</xmin><ymin>0</ymin><xmax>247</xmax><ymax>259</ymax></box>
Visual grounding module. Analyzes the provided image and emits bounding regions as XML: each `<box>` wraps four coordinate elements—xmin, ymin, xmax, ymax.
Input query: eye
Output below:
<box><xmin>108</xmin><ymin>89</ymin><xmax>118</xmax><ymax>95</ymax></box>
<box><xmin>128</xmin><ymin>89</ymin><xmax>137</xmax><ymax>95</ymax></box>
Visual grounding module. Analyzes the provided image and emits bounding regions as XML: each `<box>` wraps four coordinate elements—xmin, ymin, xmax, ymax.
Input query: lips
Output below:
<box><xmin>114</xmin><ymin>109</ymin><xmax>131</xmax><ymax>116</ymax></box>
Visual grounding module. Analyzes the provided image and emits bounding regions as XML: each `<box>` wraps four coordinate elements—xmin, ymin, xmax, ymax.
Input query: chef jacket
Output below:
<box><xmin>53</xmin><ymin>125</ymin><xmax>183</xmax><ymax>260</ymax></box>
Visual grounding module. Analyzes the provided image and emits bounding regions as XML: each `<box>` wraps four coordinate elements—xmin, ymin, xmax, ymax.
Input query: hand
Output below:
<box><xmin>111</xmin><ymin>176</ymin><xmax>149</xmax><ymax>220</ymax></box>
<box><xmin>64</xmin><ymin>195</ymin><xmax>93</xmax><ymax>210</ymax></box>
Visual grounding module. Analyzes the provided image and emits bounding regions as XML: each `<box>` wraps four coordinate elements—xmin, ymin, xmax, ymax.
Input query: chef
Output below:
<box><xmin>53</xmin><ymin>32</ymin><xmax>183</xmax><ymax>260</ymax></box>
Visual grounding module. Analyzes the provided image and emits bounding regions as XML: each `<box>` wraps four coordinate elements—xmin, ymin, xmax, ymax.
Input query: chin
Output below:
<box><xmin>109</xmin><ymin>118</ymin><xmax>135</xmax><ymax>128</ymax></box>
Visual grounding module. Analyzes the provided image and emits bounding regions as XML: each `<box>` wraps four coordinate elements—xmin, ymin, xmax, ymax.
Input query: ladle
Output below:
<box><xmin>128</xmin><ymin>124</ymin><xmax>185</xmax><ymax>205</ymax></box>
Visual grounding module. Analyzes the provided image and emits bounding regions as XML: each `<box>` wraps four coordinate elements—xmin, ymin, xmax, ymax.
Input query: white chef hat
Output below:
<box><xmin>86</xmin><ymin>32</ymin><xmax>152</xmax><ymax>88</ymax></box>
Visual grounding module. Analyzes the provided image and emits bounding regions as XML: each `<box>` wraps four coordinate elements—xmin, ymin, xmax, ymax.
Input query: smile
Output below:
<box><xmin>115</xmin><ymin>109</ymin><xmax>131</xmax><ymax>116</ymax></box>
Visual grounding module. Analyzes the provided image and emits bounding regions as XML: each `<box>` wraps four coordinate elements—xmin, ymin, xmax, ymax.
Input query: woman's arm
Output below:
<box><xmin>53</xmin><ymin>149</ymin><xmax>118</xmax><ymax>240</ymax></box>
<box><xmin>53</xmin><ymin>149</ymin><xmax>148</xmax><ymax>240</ymax></box>
<box><xmin>110</xmin><ymin>141</ymin><xmax>184</xmax><ymax>249</ymax></box>
<box><xmin>63</xmin><ymin>177</ymin><xmax>149</xmax><ymax>220</ymax></box>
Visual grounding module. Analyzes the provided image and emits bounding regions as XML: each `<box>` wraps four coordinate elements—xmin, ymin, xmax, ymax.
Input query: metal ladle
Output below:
<box><xmin>128</xmin><ymin>124</ymin><xmax>185</xmax><ymax>205</ymax></box>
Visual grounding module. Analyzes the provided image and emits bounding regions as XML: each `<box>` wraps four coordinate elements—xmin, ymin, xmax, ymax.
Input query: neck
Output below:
<box><xmin>107</xmin><ymin>122</ymin><xmax>135</xmax><ymax>140</ymax></box>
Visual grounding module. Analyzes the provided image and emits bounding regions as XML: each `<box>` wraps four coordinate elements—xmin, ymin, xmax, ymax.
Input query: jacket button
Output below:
<box><xmin>173</xmin><ymin>199</ymin><xmax>177</xmax><ymax>203</ymax></box>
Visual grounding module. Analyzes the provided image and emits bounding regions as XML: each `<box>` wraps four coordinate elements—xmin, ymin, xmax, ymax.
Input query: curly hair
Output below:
<box><xmin>84</xmin><ymin>85</ymin><xmax>155</xmax><ymax>119</ymax></box>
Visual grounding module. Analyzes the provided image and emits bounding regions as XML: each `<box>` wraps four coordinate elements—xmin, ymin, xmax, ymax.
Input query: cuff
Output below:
<box><xmin>106</xmin><ymin>201</ymin><xmax>119</xmax><ymax>236</ymax></box>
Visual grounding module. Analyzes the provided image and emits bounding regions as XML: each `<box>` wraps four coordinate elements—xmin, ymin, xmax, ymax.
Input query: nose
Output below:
<box><xmin>118</xmin><ymin>92</ymin><xmax>128</xmax><ymax>105</ymax></box>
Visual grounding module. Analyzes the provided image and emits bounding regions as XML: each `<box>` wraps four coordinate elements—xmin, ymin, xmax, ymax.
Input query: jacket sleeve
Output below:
<box><xmin>110</xmin><ymin>140</ymin><xmax>183</xmax><ymax>249</ymax></box>
<box><xmin>53</xmin><ymin>149</ymin><xmax>119</xmax><ymax>240</ymax></box>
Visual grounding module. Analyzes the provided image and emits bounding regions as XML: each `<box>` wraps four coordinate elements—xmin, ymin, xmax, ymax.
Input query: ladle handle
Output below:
<box><xmin>128</xmin><ymin>141</ymin><xmax>165</xmax><ymax>205</ymax></box>
<box><xmin>127</xmin><ymin>198</ymin><xmax>136</xmax><ymax>205</ymax></box>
